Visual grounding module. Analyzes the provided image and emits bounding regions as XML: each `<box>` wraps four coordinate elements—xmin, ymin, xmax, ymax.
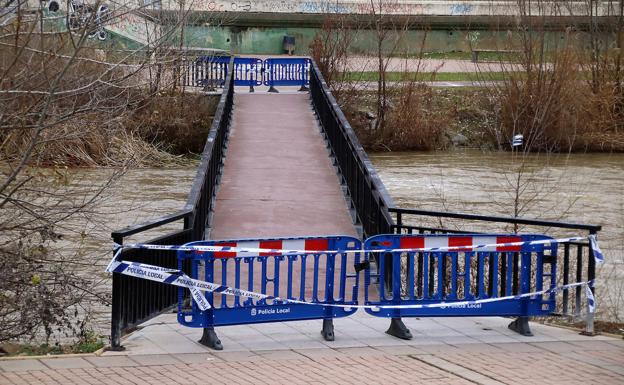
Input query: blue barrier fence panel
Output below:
<box><xmin>232</xmin><ymin>58</ymin><xmax>263</xmax><ymax>87</ymax></box>
<box><xmin>363</xmin><ymin>234</ymin><xmax>557</xmax><ymax>318</ymax></box>
<box><xmin>263</xmin><ymin>58</ymin><xmax>311</xmax><ymax>88</ymax></box>
<box><xmin>177</xmin><ymin>235</ymin><xmax>361</xmax><ymax>328</ymax></box>
<box><xmin>190</xmin><ymin>56</ymin><xmax>230</xmax><ymax>87</ymax></box>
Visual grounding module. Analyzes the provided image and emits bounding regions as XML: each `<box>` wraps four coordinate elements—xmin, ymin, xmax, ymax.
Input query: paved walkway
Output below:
<box><xmin>210</xmin><ymin>92</ymin><xmax>356</xmax><ymax>239</ymax></box>
<box><xmin>1</xmin><ymin>313</ymin><xmax>623</xmax><ymax>384</ymax></box>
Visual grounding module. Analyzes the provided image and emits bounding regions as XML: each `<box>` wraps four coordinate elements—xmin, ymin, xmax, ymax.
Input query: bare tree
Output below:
<box><xmin>0</xmin><ymin>0</ymin><xmax>204</xmax><ymax>345</ymax></box>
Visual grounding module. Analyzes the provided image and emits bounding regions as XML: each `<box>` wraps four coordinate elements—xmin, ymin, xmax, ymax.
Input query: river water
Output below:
<box><xmin>63</xmin><ymin>151</ymin><xmax>624</xmax><ymax>338</ymax></box>
<box><xmin>369</xmin><ymin>150</ymin><xmax>624</xmax><ymax>320</ymax></box>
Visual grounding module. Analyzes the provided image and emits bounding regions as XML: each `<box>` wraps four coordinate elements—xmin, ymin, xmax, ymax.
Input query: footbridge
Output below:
<box><xmin>109</xmin><ymin>56</ymin><xmax>603</xmax><ymax>351</ymax></box>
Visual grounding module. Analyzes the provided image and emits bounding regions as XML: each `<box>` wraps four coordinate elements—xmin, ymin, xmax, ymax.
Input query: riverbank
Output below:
<box><xmin>340</xmin><ymin>86</ymin><xmax>624</xmax><ymax>153</ymax></box>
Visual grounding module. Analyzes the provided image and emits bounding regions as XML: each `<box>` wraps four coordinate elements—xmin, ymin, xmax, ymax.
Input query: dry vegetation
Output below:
<box><xmin>0</xmin><ymin>4</ymin><xmax>215</xmax><ymax>347</ymax></box>
<box><xmin>313</xmin><ymin>0</ymin><xmax>624</xmax><ymax>153</ymax></box>
<box><xmin>484</xmin><ymin>0</ymin><xmax>624</xmax><ymax>152</ymax></box>
<box><xmin>311</xmin><ymin>12</ymin><xmax>450</xmax><ymax>151</ymax></box>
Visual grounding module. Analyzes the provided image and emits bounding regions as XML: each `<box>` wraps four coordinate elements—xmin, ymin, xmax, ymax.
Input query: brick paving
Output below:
<box><xmin>0</xmin><ymin>314</ymin><xmax>608</xmax><ymax>384</ymax></box>
<box><xmin>1</xmin><ymin>339</ymin><xmax>623</xmax><ymax>384</ymax></box>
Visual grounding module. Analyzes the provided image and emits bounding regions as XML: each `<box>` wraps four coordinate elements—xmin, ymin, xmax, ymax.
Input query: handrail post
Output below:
<box><xmin>583</xmin><ymin>229</ymin><xmax>597</xmax><ymax>335</ymax></box>
<box><xmin>109</xmin><ymin>234</ymin><xmax>125</xmax><ymax>351</ymax></box>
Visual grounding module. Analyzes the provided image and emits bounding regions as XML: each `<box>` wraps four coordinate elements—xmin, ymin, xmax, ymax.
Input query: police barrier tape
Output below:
<box><xmin>113</xmin><ymin>235</ymin><xmax>604</xmax><ymax>264</ymax></box>
<box><xmin>106</xmin><ymin>253</ymin><xmax>597</xmax><ymax>314</ymax></box>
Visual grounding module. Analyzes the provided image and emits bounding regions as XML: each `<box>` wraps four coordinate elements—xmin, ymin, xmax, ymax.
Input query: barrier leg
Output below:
<box><xmin>508</xmin><ymin>316</ymin><xmax>533</xmax><ymax>336</ymax></box>
<box><xmin>321</xmin><ymin>319</ymin><xmax>335</xmax><ymax>341</ymax></box>
<box><xmin>199</xmin><ymin>327</ymin><xmax>223</xmax><ymax>350</ymax></box>
<box><xmin>386</xmin><ymin>318</ymin><xmax>413</xmax><ymax>340</ymax></box>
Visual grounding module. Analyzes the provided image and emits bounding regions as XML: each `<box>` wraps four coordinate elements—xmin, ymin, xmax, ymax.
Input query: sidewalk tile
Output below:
<box><xmin>129</xmin><ymin>354</ymin><xmax>183</xmax><ymax>366</ymax></box>
<box><xmin>85</xmin><ymin>356</ymin><xmax>138</xmax><ymax>367</ymax></box>
<box><xmin>40</xmin><ymin>357</ymin><xmax>94</xmax><ymax>370</ymax></box>
<box><xmin>0</xmin><ymin>360</ymin><xmax>47</xmax><ymax>372</ymax></box>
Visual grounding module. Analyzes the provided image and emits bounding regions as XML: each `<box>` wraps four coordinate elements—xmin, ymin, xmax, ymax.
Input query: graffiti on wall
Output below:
<box><xmin>67</xmin><ymin>0</ymin><xmax>110</xmax><ymax>40</ymax></box>
<box><xmin>163</xmin><ymin>1</ymin><xmax>438</xmax><ymax>16</ymax></box>
<box><xmin>449</xmin><ymin>4</ymin><xmax>473</xmax><ymax>16</ymax></box>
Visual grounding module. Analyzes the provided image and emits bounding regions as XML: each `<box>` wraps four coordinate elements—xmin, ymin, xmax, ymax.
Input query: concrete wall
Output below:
<box><xmin>157</xmin><ymin>0</ymin><xmax>613</xmax><ymax>17</ymax></box>
<box><xmin>176</xmin><ymin>25</ymin><xmax>597</xmax><ymax>55</ymax></box>
<box><xmin>25</xmin><ymin>0</ymin><xmax>619</xmax><ymax>55</ymax></box>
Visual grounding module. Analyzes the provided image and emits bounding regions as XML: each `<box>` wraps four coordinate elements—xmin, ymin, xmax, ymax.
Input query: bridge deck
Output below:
<box><xmin>210</xmin><ymin>92</ymin><xmax>356</xmax><ymax>239</ymax></box>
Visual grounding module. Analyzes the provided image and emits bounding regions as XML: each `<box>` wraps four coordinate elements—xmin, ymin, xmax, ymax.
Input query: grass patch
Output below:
<box><xmin>0</xmin><ymin>332</ymin><xmax>105</xmax><ymax>357</ymax></box>
<box><xmin>342</xmin><ymin>71</ymin><xmax>513</xmax><ymax>82</ymax></box>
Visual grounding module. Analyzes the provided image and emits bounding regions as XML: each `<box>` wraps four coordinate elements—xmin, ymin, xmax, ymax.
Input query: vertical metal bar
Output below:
<box><xmin>477</xmin><ymin>253</ymin><xmax>485</xmax><ymax>298</ymax></box>
<box><xmin>512</xmin><ymin>252</ymin><xmax>520</xmax><ymax>295</ymax></box>
<box><xmin>234</xmin><ymin>259</ymin><xmax>241</xmax><ymax>307</ymax></box>
<box><xmin>417</xmin><ymin>252</ymin><xmax>423</xmax><ymax>298</ymax></box>
<box><xmin>464</xmin><ymin>252</ymin><xmax>472</xmax><ymax>299</ymax></box>
<box><xmin>429</xmin><ymin>253</ymin><xmax>435</xmax><ymax>297</ymax></box>
<box><xmin>313</xmin><ymin>254</ymin><xmax>320</xmax><ymax>302</ymax></box>
<box><xmin>449</xmin><ymin>253</ymin><xmax>458</xmax><ymax>300</ymax></box>
<box><xmin>422</xmin><ymin>253</ymin><xmax>429</xmax><ymax>299</ymax></box>
<box><xmin>392</xmin><ymin>251</ymin><xmax>402</xmax><ymax>302</ymax></box>
<box><xmin>506</xmin><ymin>252</ymin><xmax>514</xmax><ymax>296</ymax></box>
<box><xmin>299</xmin><ymin>254</ymin><xmax>307</xmax><ymax>301</ymax></box>
<box><xmin>340</xmin><ymin>253</ymin><xmax>347</xmax><ymax>301</ymax></box>
<box><xmin>585</xmin><ymin>230</ymin><xmax>597</xmax><ymax>335</ymax></box>
<box><xmin>408</xmin><ymin>252</ymin><xmax>415</xmax><ymax>300</ymax></box>
<box><xmin>260</xmin><ymin>257</ymin><xmax>268</xmax><ymax>296</ymax></box>
<box><xmin>110</xmin><ymin>236</ymin><xmax>123</xmax><ymax>350</ymax></box>
<box><xmin>287</xmin><ymin>256</ymin><xmax>294</xmax><ymax>300</ymax></box>
<box><xmin>221</xmin><ymin>259</ymin><xmax>228</xmax><ymax>306</ymax></box>
<box><xmin>489</xmin><ymin>252</ymin><xmax>498</xmax><ymax>298</ymax></box>
<box><xmin>500</xmin><ymin>252</ymin><xmax>507</xmax><ymax>297</ymax></box>
<box><xmin>575</xmin><ymin>245</ymin><xmax>583</xmax><ymax>317</ymax></box>
<box><xmin>379</xmin><ymin>252</ymin><xmax>386</xmax><ymax>300</ymax></box>
<box><xmin>437</xmin><ymin>253</ymin><xmax>444</xmax><ymax>299</ymax></box>
<box><xmin>247</xmin><ymin>257</ymin><xmax>254</xmax><ymax>306</ymax></box>
<box><xmin>274</xmin><ymin>256</ymin><xmax>281</xmax><ymax>299</ymax></box>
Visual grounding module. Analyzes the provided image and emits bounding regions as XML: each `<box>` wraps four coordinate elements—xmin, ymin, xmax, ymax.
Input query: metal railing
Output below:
<box><xmin>309</xmin><ymin>59</ymin><xmax>602</xmax><ymax>332</ymax></box>
<box><xmin>109</xmin><ymin>57</ymin><xmax>235</xmax><ymax>349</ymax></box>
<box><xmin>309</xmin><ymin>60</ymin><xmax>395</xmax><ymax>237</ymax></box>
<box><xmin>390</xmin><ymin>208</ymin><xmax>602</xmax><ymax>329</ymax></box>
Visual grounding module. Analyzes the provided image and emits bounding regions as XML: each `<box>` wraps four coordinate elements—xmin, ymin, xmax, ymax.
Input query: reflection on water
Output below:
<box><xmin>370</xmin><ymin>149</ymin><xmax>624</xmax><ymax>319</ymax></box>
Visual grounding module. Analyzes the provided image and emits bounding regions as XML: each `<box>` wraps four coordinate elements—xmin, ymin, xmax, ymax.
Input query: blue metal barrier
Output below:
<box><xmin>177</xmin><ymin>235</ymin><xmax>361</xmax><ymax>348</ymax></box>
<box><xmin>364</xmin><ymin>234</ymin><xmax>557</xmax><ymax>319</ymax></box>
<box><xmin>231</xmin><ymin>58</ymin><xmax>263</xmax><ymax>91</ymax></box>
<box><xmin>182</xmin><ymin>56</ymin><xmax>311</xmax><ymax>92</ymax></box>
<box><xmin>263</xmin><ymin>58</ymin><xmax>311</xmax><ymax>92</ymax></box>
<box><xmin>185</xmin><ymin>56</ymin><xmax>230</xmax><ymax>88</ymax></box>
